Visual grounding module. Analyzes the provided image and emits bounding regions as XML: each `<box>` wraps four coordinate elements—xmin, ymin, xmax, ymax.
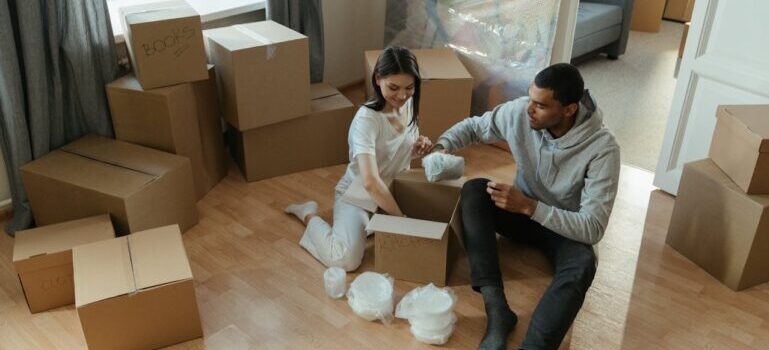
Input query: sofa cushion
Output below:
<box><xmin>575</xmin><ymin>3</ymin><xmax>623</xmax><ymax>40</ymax></box>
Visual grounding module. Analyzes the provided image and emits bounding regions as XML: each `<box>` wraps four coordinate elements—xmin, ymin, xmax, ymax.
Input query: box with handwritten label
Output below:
<box><xmin>13</xmin><ymin>215</ymin><xmax>115</xmax><ymax>313</ymax></box>
<box><xmin>120</xmin><ymin>0</ymin><xmax>208</xmax><ymax>89</ymax></box>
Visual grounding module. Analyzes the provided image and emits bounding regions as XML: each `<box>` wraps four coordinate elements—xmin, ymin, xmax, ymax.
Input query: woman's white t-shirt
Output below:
<box><xmin>336</xmin><ymin>99</ymin><xmax>418</xmax><ymax>196</ymax></box>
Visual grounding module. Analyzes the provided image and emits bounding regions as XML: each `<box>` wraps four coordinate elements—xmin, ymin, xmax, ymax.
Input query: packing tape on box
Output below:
<box><xmin>233</xmin><ymin>25</ymin><xmax>277</xmax><ymax>60</ymax></box>
<box><xmin>123</xmin><ymin>5</ymin><xmax>188</xmax><ymax>21</ymax></box>
<box><xmin>124</xmin><ymin>236</ymin><xmax>140</xmax><ymax>295</ymax></box>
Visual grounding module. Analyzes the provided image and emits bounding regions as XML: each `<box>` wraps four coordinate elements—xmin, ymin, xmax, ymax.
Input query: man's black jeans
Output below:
<box><xmin>461</xmin><ymin>178</ymin><xmax>597</xmax><ymax>350</ymax></box>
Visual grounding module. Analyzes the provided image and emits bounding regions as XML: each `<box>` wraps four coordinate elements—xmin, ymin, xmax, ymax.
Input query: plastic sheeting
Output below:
<box><xmin>385</xmin><ymin>0</ymin><xmax>562</xmax><ymax>115</ymax></box>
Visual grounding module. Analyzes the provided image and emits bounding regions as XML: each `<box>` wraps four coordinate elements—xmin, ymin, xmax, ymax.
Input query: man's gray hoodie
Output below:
<box><xmin>436</xmin><ymin>90</ymin><xmax>620</xmax><ymax>245</ymax></box>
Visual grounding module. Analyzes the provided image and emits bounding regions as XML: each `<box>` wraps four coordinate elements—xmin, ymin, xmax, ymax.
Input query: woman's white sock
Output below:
<box><xmin>285</xmin><ymin>201</ymin><xmax>319</xmax><ymax>222</ymax></box>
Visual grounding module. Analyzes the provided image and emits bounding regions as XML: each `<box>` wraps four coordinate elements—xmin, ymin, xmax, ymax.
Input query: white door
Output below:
<box><xmin>654</xmin><ymin>0</ymin><xmax>769</xmax><ymax>195</ymax></box>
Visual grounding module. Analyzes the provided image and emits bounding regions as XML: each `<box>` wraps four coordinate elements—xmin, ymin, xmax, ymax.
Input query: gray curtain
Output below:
<box><xmin>0</xmin><ymin>0</ymin><xmax>118</xmax><ymax>235</ymax></box>
<box><xmin>267</xmin><ymin>0</ymin><xmax>324</xmax><ymax>83</ymax></box>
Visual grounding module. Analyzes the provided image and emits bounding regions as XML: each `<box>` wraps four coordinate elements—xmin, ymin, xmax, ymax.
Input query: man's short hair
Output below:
<box><xmin>534</xmin><ymin>63</ymin><xmax>584</xmax><ymax>106</ymax></box>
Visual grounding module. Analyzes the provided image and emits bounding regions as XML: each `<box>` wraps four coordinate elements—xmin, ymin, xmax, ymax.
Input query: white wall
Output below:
<box><xmin>322</xmin><ymin>0</ymin><xmax>387</xmax><ymax>87</ymax></box>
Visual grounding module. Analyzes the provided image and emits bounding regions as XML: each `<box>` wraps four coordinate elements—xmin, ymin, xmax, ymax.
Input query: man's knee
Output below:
<box><xmin>461</xmin><ymin>178</ymin><xmax>491</xmax><ymax>204</ymax></box>
<box><xmin>557</xmin><ymin>249</ymin><xmax>597</xmax><ymax>292</ymax></box>
<box><xmin>575</xmin><ymin>253</ymin><xmax>597</xmax><ymax>286</ymax></box>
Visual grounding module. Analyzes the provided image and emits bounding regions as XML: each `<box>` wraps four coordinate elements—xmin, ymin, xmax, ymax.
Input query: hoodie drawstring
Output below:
<box><xmin>536</xmin><ymin>132</ymin><xmax>545</xmax><ymax>184</ymax></box>
<box><xmin>536</xmin><ymin>132</ymin><xmax>560</xmax><ymax>185</ymax></box>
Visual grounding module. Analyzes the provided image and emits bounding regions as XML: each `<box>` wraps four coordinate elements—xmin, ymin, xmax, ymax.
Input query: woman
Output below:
<box><xmin>285</xmin><ymin>46</ymin><xmax>432</xmax><ymax>271</ymax></box>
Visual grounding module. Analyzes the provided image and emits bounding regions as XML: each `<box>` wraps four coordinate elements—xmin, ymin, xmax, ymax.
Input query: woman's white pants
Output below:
<box><xmin>299</xmin><ymin>198</ymin><xmax>370</xmax><ymax>271</ymax></box>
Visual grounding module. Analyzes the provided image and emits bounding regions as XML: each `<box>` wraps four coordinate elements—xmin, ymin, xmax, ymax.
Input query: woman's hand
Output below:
<box><xmin>412</xmin><ymin>135</ymin><xmax>433</xmax><ymax>158</ymax></box>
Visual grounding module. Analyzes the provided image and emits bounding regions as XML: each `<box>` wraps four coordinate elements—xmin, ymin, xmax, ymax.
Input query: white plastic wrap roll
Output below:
<box><xmin>323</xmin><ymin>267</ymin><xmax>347</xmax><ymax>299</ymax></box>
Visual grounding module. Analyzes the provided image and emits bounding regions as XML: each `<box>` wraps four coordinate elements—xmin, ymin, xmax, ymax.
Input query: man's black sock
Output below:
<box><xmin>479</xmin><ymin>285</ymin><xmax>518</xmax><ymax>350</ymax></box>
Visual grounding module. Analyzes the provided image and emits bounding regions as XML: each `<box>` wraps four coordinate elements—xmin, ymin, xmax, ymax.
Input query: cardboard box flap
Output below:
<box><xmin>121</xmin><ymin>0</ymin><xmax>198</xmax><ymax>25</ymax></box>
<box><xmin>73</xmin><ymin>237</ymin><xmax>136</xmax><ymax>307</ymax></box>
<box><xmin>718</xmin><ymin>105</ymin><xmax>769</xmax><ymax>152</ymax></box>
<box><xmin>128</xmin><ymin>225</ymin><xmax>193</xmax><ymax>290</ymax></box>
<box><xmin>414</xmin><ymin>49</ymin><xmax>473</xmax><ymax>81</ymax></box>
<box><xmin>367</xmin><ymin>214</ymin><xmax>448</xmax><ymax>240</ymax></box>
<box><xmin>310</xmin><ymin>83</ymin><xmax>341</xmax><ymax>100</ymax></box>
<box><xmin>396</xmin><ymin>168</ymin><xmax>466</xmax><ymax>188</ymax></box>
<box><xmin>13</xmin><ymin>215</ymin><xmax>114</xmax><ymax>263</ymax></box>
<box><xmin>21</xmin><ymin>151</ymin><xmax>156</xmax><ymax>198</ymax></box>
<box><xmin>206</xmin><ymin>20</ymin><xmax>306</xmax><ymax>52</ymax></box>
<box><xmin>62</xmin><ymin>135</ymin><xmax>186</xmax><ymax>177</ymax></box>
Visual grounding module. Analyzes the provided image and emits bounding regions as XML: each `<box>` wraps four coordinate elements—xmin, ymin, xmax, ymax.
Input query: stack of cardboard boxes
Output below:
<box><xmin>204</xmin><ymin>21</ymin><xmax>356</xmax><ymax>182</ymax></box>
<box><xmin>667</xmin><ymin>105</ymin><xmax>769</xmax><ymax>291</ymax></box>
<box><xmin>15</xmin><ymin>1</ymin><xmax>210</xmax><ymax>348</ymax></box>
<box><xmin>108</xmin><ymin>0</ymin><xmax>227</xmax><ymax>199</ymax></box>
<box><xmin>14</xmin><ymin>0</ymin><xmax>480</xmax><ymax>345</ymax></box>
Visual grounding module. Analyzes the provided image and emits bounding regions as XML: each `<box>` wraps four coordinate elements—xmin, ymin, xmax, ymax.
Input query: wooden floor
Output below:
<box><xmin>1</xmin><ymin>143</ymin><xmax>768</xmax><ymax>349</ymax></box>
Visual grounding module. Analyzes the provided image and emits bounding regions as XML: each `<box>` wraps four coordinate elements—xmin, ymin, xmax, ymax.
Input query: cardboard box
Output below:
<box><xmin>709</xmin><ymin>105</ymin><xmax>769</xmax><ymax>194</ymax></box>
<box><xmin>120</xmin><ymin>0</ymin><xmax>208</xmax><ymax>89</ymax></box>
<box><xmin>227</xmin><ymin>83</ymin><xmax>355</xmax><ymax>182</ymax></box>
<box><xmin>205</xmin><ymin>20</ymin><xmax>311</xmax><ymax>131</ymax></box>
<box><xmin>631</xmin><ymin>0</ymin><xmax>666</xmax><ymax>33</ymax></box>
<box><xmin>20</xmin><ymin>135</ymin><xmax>198</xmax><ymax>235</ymax></box>
<box><xmin>13</xmin><ymin>215</ymin><xmax>115</xmax><ymax>313</ymax></box>
<box><xmin>664</xmin><ymin>0</ymin><xmax>696</xmax><ymax>22</ymax></box>
<box><xmin>364</xmin><ymin>49</ymin><xmax>473</xmax><ymax>142</ymax></box>
<box><xmin>73</xmin><ymin>225</ymin><xmax>202</xmax><ymax>350</ymax></box>
<box><xmin>107</xmin><ymin>65</ymin><xmax>227</xmax><ymax>199</ymax></box>
<box><xmin>678</xmin><ymin>22</ymin><xmax>690</xmax><ymax>59</ymax></box>
<box><xmin>666</xmin><ymin>159</ymin><xmax>769</xmax><ymax>291</ymax></box>
<box><xmin>353</xmin><ymin>170</ymin><xmax>465</xmax><ymax>286</ymax></box>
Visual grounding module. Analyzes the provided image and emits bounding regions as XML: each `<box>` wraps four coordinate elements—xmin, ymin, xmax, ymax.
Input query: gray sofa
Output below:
<box><xmin>571</xmin><ymin>0</ymin><xmax>635</xmax><ymax>61</ymax></box>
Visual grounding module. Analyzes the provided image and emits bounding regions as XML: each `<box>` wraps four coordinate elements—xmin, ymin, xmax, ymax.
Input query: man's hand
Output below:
<box><xmin>486</xmin><ymin>181</ymin><xmax>538</xmax><ymax>217</ymax></box>
<box><xmin>430</xmin><ymin>143</ymin><xmax>447</xmax><ymax>154</ymax></box>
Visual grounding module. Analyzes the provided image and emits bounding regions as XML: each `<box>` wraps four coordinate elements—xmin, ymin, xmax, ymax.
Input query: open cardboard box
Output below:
<box><xmin>13</xmin><ymin>215</ymin><xmax>115</xmax><ymax>313</ymax></box>
<box><xmin>345</xmin><ymin>169</ymin><xmax>465</xmax><ymax>286</ymax></box>
<box><xmin>73</xmin><ymin>224</ymin><xmax>202</xmax><ymax>349</ymax></box>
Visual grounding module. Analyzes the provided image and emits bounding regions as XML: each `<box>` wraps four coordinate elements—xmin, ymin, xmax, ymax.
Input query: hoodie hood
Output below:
<box><xmin>540</xmin><ymin>89</ymin><xmax>602</xmax><ymax>148</ymax></box>
<box><xmin>536</xmin><ymin>89</ymin><xmax>603</xmax><ymax>185</ymax></box>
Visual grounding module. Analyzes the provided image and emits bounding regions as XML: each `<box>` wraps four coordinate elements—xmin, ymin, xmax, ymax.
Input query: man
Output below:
<box><xmin>433</xmin><ymin>63</ymin><xmax>620</xmax><ymax>350</ymax></box>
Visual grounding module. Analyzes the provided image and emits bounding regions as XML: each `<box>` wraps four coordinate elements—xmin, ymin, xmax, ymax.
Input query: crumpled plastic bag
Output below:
<box><xmin>347</xmin><ymin>272</ymin><xmax>395</xmax><ymax>324</ymax></box>
<box><xmin>395</xmin><ymin>283</ymin><xmax>458</xmax><ymax>344</ymax></box>
<box><xmin>422</xmin><ymin>152</ymin><xmax>465</xmax><ymax>183</ymax></box>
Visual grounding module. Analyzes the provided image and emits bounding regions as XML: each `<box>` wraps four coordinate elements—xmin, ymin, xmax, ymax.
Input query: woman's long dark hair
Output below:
<box><xmin>364</xmin><ymin>46</ymin><xmax>421</xmax><ymax>127</ymax></box>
